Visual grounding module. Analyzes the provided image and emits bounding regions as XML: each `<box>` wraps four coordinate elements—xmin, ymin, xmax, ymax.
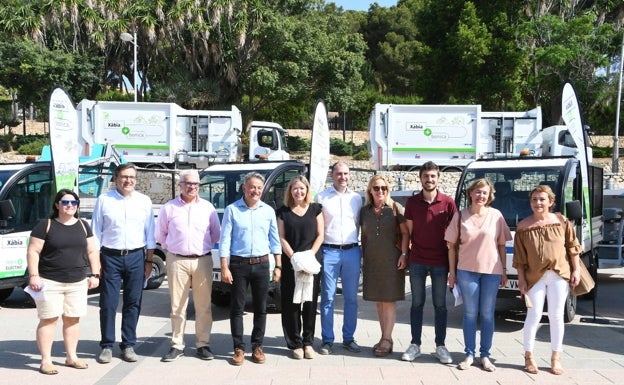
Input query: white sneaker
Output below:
<box><xmin>435</xmin><ymin>346</ymin><xmax>453</xmax><ymax>364</ymax></box>
<box><xmin>401</xmin><ymin>344</ymin><xmax>421</xmax><ymax>361</ymax></box>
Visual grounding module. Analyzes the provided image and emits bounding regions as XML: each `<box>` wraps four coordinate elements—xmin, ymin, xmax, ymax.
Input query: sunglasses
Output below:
<box><xmin>60</xmin><ymin>200</ymin><xmax>79</xmax><ymax>206</ymax></box>
<box><xmin>372</xmin><ymin>186</ymin><xmax>388</xmax><ymax>192</ymax></box>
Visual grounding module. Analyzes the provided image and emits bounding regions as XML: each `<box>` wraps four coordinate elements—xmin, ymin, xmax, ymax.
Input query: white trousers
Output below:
<box><xmin>523</xmin><ymin>270</ymin><xmax>569</xmax><ymax>352</ymax></box>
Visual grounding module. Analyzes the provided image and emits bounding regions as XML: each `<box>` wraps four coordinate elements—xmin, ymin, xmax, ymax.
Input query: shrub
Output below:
<box><xmin>329</xmin><ymin>138</ymin><xmax>352</xmax><ymax>156</ymax></box>
<box><xmin>592</xmin><ymin>146</ymin><xmax>611</xmax><ymax>158</ymax></box>
<box><xmin>18</xmin><ymin>138</ymin><xmax>49</xmax><ymax>155</ymax></box>
<box><xmin>352</xmin><ymin>140</ymin><xmax>370</xmax><ymax>160</ymax></box>
<box><xmin>286</xmin><ymin>136</ymin><xmax>311</xmax><ymax>152</ymax></box>
<box><xmin>353</xmin><ymin>149</ymin><xmax>370</xmax><ymax>160</ymax></box>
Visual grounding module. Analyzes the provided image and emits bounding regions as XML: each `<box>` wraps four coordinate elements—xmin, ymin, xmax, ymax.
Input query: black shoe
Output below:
<box><xmin>161</xmin><ymin>347</ymin><xmax>184</xmax><ymax>362</ymax></box>
<box><xmin>196</xmin><ymin>346</ymin><xmax>214</xmax><ymax>361</ymax></box>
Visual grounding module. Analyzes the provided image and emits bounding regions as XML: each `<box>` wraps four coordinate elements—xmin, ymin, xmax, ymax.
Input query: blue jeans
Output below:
<box><xmin>409</xmin><ymin>263</ymin><xmax>448</xmax><ymax>346</ymax></box>
<box><xmin>320</xmin><ymin>246</ymin><xmax>361</xmax><ymax>344</ymax></box>
<box><xmin>229</xmin><ymin>260</ymin><xmax>270</xmax><ymax>351</ymax></box>
<box><xmin>456</xmin><ymin>269</ymin><xmax>501</xmax><ymax>358</ymax></box>
<box><xmin>99</xmin><ymin>248</ymin><xmax>145</xmax><ymax>349</ymax></box>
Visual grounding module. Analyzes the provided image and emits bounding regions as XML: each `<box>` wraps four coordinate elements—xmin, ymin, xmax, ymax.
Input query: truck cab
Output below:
<box><xmin>198</xmin><ymin>160</ymin><xmax>307</xmax><ymax>311</ymax></box>
<box><xmin>455</xmin><ymin>156</ymin><xmax>603</xmax><ymax>322</ymax></box>
<box><xmin>0</xmin><ymin>162</ymin><xmax>54</xmax><ymax>302</ymax></box>
<box><xmin>248</xmin><ymin>121</ymin><xmax>290</xmax><ymax>161</ymax></box>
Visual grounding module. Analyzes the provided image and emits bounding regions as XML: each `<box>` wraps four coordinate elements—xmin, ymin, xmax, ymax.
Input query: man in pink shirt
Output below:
<box><xmin>155</xmin><ymin>169</ymin><xmax>221</xmax><ymax>362</ymax></box>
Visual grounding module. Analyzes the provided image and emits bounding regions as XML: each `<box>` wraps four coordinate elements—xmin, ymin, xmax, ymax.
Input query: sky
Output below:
<box><xmin>330</xmin><ymin>0</ymin><xmax>398</xmax><ymax>11</ymax></box>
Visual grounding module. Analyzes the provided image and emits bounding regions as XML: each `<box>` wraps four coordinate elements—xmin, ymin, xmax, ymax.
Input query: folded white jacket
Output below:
<box><xmin>291</xmin><ymin>250</ymin><xmax>321</xmax><ymax>303</ymax></box>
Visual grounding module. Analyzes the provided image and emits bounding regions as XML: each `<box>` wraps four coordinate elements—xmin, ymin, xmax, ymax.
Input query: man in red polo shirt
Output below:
<box><xmin>402</xmin><ymin>161</ymin><xmax>456</xmax><ymax>364</ymax></box>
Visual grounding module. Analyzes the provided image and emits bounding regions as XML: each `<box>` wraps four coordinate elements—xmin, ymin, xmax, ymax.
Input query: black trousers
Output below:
<box><xmin>229</xmin><ymin>260</ymin><xmax>270</xmax><ymax>351</ymax></box>
<box><xmin>280</xmin><ymin>260</ymin><xmax>320</xmax><ymax>349</ymax></box>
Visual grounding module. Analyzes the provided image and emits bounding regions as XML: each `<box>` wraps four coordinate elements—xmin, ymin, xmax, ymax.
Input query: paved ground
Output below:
<box><xmin>1</xmin><ymin>268</ymin><xmax>623</xmax><ymax>385</ymax></box>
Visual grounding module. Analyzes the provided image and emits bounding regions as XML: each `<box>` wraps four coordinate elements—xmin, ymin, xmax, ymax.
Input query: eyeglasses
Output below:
<box><xmin>372</xmin><ymin>186</ymin><xmax>388</xmax><ymax>192</ymax></box>
<box><xmin>118</xmin><ymin>175</ymin><xmax>136</xmax><ymax>180</ymax></box>
<box><xmin>60</xmin><ymin>200</ymin><xmax>79</xmax><ymax>206</ymax></box>
<box><xmin>181</xmin><ymin>182</ymin><xmax>200</xmax><ymax>187</ymax></box>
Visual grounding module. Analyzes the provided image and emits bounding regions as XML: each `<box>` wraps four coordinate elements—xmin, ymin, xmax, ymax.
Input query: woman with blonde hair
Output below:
<box><xmin>513</xmin><ymin>184</ymin><xmax>581</xmax><ymax>375</ymax></box>
<box><xmin>359</xmin><ymin>175</ymin><xmax>409</xmax><ymax>357</ymax></box>
<box><xmin>276</xmin><ymin>175</ymin><xmax>324</xmax><ymax>359</ymax></box>
<box><xmin>445</xmin><ymin>178</ymin><xmax>511</xmax><ymax>372</ymax></box>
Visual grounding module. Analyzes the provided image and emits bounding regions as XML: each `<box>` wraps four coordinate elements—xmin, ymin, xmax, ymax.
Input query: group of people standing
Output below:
<box><xmin>26</xmin><ymin>160</ymin><xmax>583</xmax><ymax>376</ymax></box>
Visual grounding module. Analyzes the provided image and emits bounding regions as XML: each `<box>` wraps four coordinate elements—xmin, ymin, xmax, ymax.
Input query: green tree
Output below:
<box><xmin>244</xmin><ymin>5</ymin><xmax>367</xmax><ymax>126</ymax></box>
<box><xmin>366</xmin><ymin>1</ymin><xmax>426</xmax><ymax>96</ymax></box>
<box><xmin>517</xmin><ymin>9</ymin><xmax>617</xmax><ymax>126</ymax></box>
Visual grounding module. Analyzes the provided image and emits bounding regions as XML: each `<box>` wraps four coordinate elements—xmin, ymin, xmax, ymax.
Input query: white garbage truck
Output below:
<box><xmin>368</xmin><ymin>103</ymin><xmax>543</xmax><ymax>171</ymax></box>
<box><xmin>454</xmin><ymin>124</ymin><xmax>603</xmax><ymax>322</ymax></box>
<box><xmin>76</xmin><ymin>100</ymin><xmax>288</xmax><ymax>169</ymax></box>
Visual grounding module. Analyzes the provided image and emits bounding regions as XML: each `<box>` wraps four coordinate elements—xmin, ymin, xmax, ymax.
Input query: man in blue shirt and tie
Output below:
<box><xmin>220</xmin><ymin>172</ymin><xmax>282</xmax><ymax>366</ymax></box>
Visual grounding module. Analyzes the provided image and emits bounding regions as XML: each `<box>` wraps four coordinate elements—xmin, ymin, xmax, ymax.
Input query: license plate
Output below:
<box><xmin>503</xmin><ymin>279</ymin><xmax>519</xmax><ymax>290</ymax></box>
<box><xmin>213</xmin><ymin>271</ymin><xmax>221</xmax><ymax>281</ymax></box>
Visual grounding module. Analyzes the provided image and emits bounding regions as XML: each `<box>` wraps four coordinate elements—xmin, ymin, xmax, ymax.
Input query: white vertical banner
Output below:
<box><xmin>48</xmin><ymin>87</ymin><xmax>80</xmax><ymax>192</ymax></box>
<box><xmin>309</xmin><ymin>100</ymin><xmax>331</xmax><ymax>197</ymax></box>
<box><xmin>561</xmin><ymin>82</ymin><xmax>591</xmax><ymax>226</ymax></box>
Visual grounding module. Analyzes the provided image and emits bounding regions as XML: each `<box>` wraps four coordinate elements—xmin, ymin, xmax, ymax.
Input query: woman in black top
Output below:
<box><xmin>27</xmin><ymin>189</ymin><xmax>100</xmax><ymax>375</ymax></box>
<box><xmin>276</xmin><ymin>176</ymin><xmax>324</xmax><ymax>359</ymax></box>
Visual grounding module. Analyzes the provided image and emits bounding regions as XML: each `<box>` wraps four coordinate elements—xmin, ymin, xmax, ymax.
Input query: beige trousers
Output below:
<box><xmin>166</xmin><ymin>252</ymin><xmax>214</xmax><ymax>349</ymax></box>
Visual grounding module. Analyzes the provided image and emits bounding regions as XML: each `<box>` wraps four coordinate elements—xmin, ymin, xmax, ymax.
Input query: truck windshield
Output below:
<box><xmin>0</xmin><ymin>170</ymin><xmax>18</xmax><ymax>189</ymax></box>
<box><xmin>458</xmin><ymin>167</ymin><xmax>563</xmax><ymax>229</ymax></box>
<box><xmin>198</xmin><ymin>169</ymin><xmax>273</xmax><ymax>220</ymax></box>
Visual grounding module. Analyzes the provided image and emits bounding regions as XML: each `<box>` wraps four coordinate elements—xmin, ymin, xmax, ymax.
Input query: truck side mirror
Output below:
<box><xmin>0</xmin><ymin>200</ymin><xmax>16</xmax><ymax>219</ymax></box>
<box><xmin>257</xmin><ymin>129</ymin><xmax>278</xmax><ymax>150</ymax></box>
<box><xmin>0</xmin><ymin>199</ymin><xmax>16</xmax><ymax>227</ymax></box>
<box><xmin>565</xmin><ymin>200</ymin><xmax>582</xmax><ymax>221</ymax></box>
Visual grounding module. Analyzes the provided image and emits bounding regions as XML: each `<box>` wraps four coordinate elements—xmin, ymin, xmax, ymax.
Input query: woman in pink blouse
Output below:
<box><xmin>445</xmin><ymin>178</ymin><xmax>511</xmax><ymax>372</ymax></box>
<box><xmin>513</xmin><ymin>185</ymin><xmax>581</xmax><ymax>375</ymax></box>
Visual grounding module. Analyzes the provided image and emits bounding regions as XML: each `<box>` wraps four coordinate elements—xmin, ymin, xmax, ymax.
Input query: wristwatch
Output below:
<box><xmin>88</xmin><ymin>273</ymin><xmax>101</xmax><ymax>279</ymax></box>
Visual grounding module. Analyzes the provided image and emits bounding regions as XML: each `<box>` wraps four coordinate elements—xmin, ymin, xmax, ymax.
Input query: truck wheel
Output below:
<box><xmin>441</xmin><ymin>166</ymin><xmax>463</xmax><ymax>173</ymax></box>
<box><xmin>211</xmin><ymin>290</ymin><xmax>231</xmax><ymax>307</ymax></box>
<box><xmin>144</xmin><ymin>254</ymin><xmax>166</xmax><ymax>290</ymax></box>
<box><xmin>582</xmin><ymin>254</ymin><xmax>599</xmax><ymax>300</ymax></box>
<box><xmin>0</xmin><ymin>288</ymin><xmax>14</xmax><ymax>303</ymax></box>
<box><xmin>267</xmin><ymin>284</ymin><xmax>282</xmax><ymax>313</ymax></box>
<box><xmin>145</xmin><ymin>163</ymin><xmax>169</xmax><ymax>169</ymax></box>
<box><xmin>563</xmin><ymin>293</ymin><xmax>577</xmax><ymax>323</ymax></box>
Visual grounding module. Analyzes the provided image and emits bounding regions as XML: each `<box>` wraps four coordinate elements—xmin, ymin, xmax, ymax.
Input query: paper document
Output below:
<box><xmin>24</xmin><ymin>282</ymin><xmax>46</xmax><ymax>301</ymax></box>
<box><xmin>452</xmin><ymin>285</ymin><xmax>463</xmax><ymax>307</ymax></box>
<box><xmin>523</xmin><ymin>293</ymin><xmax>533</xmax><ymax>308</ymax></box>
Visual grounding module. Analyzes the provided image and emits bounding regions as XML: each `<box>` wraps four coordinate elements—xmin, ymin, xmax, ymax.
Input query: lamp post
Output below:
<box><xmin>120</xmin><ymin>32</ymin><xmax>138</xmax><ymax>102</ymax></box>
<box><xmin>613</xmin><ymin>33</ymin><xmax>624</xmax><ymax>173</ymax></box>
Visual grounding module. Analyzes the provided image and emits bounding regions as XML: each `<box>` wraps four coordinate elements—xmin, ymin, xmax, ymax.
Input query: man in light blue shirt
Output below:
<box><xmin>220</xmin><ymin>172</ymin><xmax>281</xmax><ymax>366</ymax></box>
<box><xmin>91</xmin><ymin>163</ymin><xmax>156</xmax><ymax>364</ymax></box>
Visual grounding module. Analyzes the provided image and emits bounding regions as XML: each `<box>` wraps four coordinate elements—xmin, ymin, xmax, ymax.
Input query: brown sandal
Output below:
<box><xmin>65</xmin><ymin>359</ymin><xmax>88</xmax><ymax>369</ymax></box>
<box><xmin>373</xmin><ymin>338</ymin><xmax>393</xmax><ymax>357</ymax></box>
<box><xmin>551</xmin><ymin>352</ymin><xmax>563</xmax><ymax>375</ymax></box>
<box><xmin>524</xmin><ymin>352</ymin><xmax>538</xmax><ymax>374</ymax></box>
<box><xmin>39</xmin><ymin>364</ymin><xmax>59</xmax><ymax>375</ymax></box>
